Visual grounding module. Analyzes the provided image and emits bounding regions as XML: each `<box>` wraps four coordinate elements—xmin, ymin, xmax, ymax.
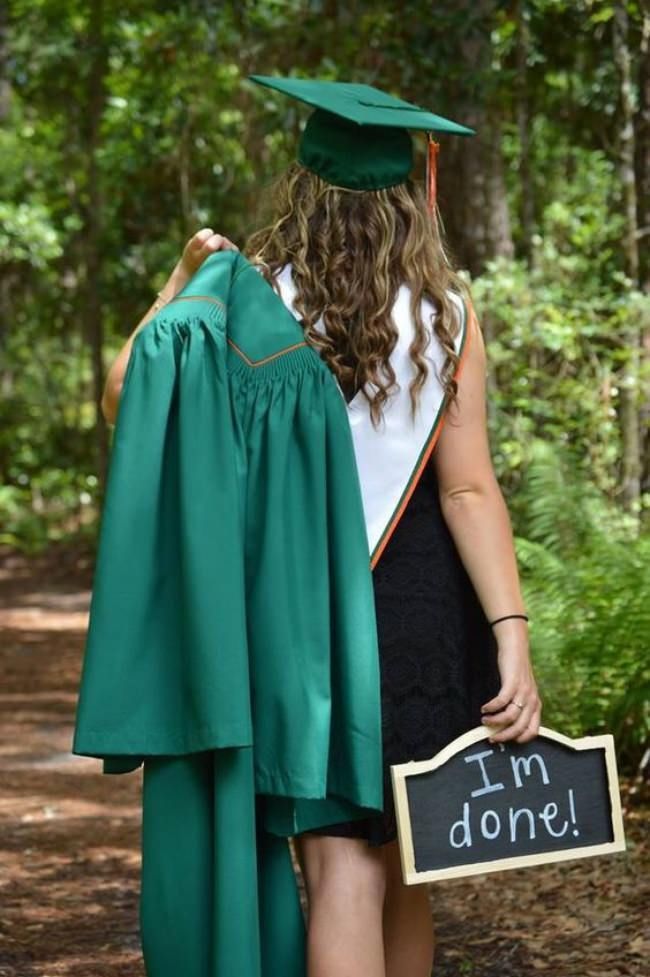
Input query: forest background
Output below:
<box><xmin>1</xmin><ymin>0</ymin><xmax>648</xmax><ymax>774</ymax></box>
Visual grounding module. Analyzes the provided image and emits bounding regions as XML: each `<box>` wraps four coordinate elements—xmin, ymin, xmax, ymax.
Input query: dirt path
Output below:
<box><xmin>1</xmin><ymin>545</ymin><xmax>648</xmax><ymax>976</ymax></box>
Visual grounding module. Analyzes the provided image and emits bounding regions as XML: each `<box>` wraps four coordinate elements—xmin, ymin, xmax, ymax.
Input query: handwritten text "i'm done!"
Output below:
<box><xmin>449</xmin><ymin>745</ymin><xmax>580</xmax><ymax>849</ymax></box>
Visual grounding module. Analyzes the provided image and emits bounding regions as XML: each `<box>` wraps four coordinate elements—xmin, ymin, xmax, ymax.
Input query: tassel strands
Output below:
<box><xmin>426</xmin><ymin>132</ymin><xmax>440</xmax><ymax>215</ymax></box>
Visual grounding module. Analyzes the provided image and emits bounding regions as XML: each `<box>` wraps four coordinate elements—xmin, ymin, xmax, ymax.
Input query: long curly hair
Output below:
<box><xmin>243</xmin><ymin>163</ymin><xmax>471</xmax><ymax>430</ymax></box>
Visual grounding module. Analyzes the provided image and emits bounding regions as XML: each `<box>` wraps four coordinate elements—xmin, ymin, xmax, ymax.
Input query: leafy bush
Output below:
<box><xmin>514</xmin><ymin>438</ymin><xmax>649</xmax><ymax>773</ymax></box>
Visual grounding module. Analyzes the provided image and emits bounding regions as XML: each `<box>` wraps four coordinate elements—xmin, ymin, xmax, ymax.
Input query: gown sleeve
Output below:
<box><xmin>72</xmin><ymin>259</ymin><xmax>254</xmax><ymax>774</ymax></box>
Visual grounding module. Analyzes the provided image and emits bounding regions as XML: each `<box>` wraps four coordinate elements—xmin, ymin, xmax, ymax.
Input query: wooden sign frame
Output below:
<box><xmin>390</xmin><ymin>724</ymin><xmax>626</xmax><ymax>885</ymax></box>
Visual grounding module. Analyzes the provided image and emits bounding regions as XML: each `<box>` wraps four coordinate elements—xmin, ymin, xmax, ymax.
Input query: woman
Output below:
<box><xmin>101</xmin><ymin>103</ymin><xmax>542</xmax><ymax>977</ymax></box>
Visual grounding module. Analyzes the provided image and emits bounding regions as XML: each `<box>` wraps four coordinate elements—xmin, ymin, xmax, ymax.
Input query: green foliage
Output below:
<box><xmin>472</xmin><ymin>148</ymin><xmax>650</xmax><ymax>505</ymax></box>
<box><xmin>1</xmin><ymin>0</ymin><xmax>647</xmax><ymax>769</ymax></box>
<box><xmin>0</xmin><ymin>202</ymin><xmax>63</xmax><ymax>266</ymax></box>
<box><xmin>0</xmin><ymin>324</ymin><xmax>98</xmax><ymax>551</ymax></box>
<box><xmin>515</xmin><ymin>439</ymin><xmax>649</xmax><ymax>771</ymax></box>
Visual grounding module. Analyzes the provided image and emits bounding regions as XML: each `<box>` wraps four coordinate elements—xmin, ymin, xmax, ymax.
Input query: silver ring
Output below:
<box><xmin>511</xmin><ymin>699</ymin><xmax>524</xmax><ymax>710</ymax></box>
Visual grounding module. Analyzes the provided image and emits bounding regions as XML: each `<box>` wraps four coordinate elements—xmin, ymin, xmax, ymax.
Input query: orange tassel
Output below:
<box><xmin>426</xmin><ymin>133</ymin><xmax>440</xmax><ymax>215</ymax></box>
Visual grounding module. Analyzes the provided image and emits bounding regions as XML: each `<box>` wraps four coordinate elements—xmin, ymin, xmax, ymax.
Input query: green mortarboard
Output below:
<box><xmin>249</xmin><ymin>75</ymin><xmax>476</xmax><ymax>210</ymax></box>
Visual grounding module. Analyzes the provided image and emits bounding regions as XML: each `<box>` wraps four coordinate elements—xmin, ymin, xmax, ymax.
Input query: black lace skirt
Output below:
<box><xmin>298</xmin><ymin>458</ymin><xmax>501</xmax><ymax>847</ymax></box>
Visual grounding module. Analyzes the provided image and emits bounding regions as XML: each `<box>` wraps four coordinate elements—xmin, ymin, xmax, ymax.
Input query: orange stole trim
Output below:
<box><xmin>369</xmin><ymin>299</ymin><xmax>474</xmax><ymax>571</ymax></box>
<box><xmin>168</xmin><ymin>294</ymin><xmax>226</xmax><ymax>311</ymax></box>
<box><xmin>227</xmin><ymin>336</ymin><xmax>309</xmax><ymax>367</ymax></box>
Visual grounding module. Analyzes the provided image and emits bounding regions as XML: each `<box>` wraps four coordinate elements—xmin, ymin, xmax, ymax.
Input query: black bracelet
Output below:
<box><xmin>488</xmin><ymin>613</ymin><xmax>529</xmax><ymax>627</ymax></box>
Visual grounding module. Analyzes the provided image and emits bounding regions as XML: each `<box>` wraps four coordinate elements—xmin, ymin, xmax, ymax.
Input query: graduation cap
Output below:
<box><xmin>249</xmin><ymin>75</ymin><xmax>476</xmax><ymax>212</ymax></box>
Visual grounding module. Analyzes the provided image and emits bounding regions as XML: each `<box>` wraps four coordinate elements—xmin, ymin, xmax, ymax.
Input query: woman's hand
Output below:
<box><xmin>161</xmin><ymin>229</ymin><xmax>240</xmax><ymax>303</ymax></box>
<box><xmin>177</xmin><ymin>227</ymin><xmax>239</xmax><ymax>280</ymax></box>
<box><xmin>480</xmin><ymin>637</ymin><xmax>542</xmax><ymax>744</ymax></box>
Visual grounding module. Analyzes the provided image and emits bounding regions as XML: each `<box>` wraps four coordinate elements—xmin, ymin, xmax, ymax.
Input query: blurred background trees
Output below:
<box><xmin>1</xmin><ymin>0</ymin><xmax>648</xmax><ymax>768</ymax></box>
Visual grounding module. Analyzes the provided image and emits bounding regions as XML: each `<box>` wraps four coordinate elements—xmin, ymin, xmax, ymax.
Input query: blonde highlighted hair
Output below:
<box><xmin>243</xmin><ymin>163</ymin><xmax>470</xmax><ymax>430</ymax></box>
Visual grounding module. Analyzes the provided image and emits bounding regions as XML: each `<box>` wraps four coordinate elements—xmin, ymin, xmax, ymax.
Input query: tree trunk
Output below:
<box><xmin>636</xmin><ymin>4</ymin><xmax>650</xmax><ymax>295</ymax></box>
<box><xmin>612</xmin><ymin>1</ymin><xmax>642</xmax><ymax>517</ymax></box>
<box><xmin>516</xmin><ymin>0</ymin><xmax>535</xmax><ymax>268</ymax></box>
<box><xmin>82</xmin><ymin>0</ymin><xmax>109</xmax><ymax>492</ymax></box>
<box><xmin>0</xmin><ymin>4</ymin><xmax>12</xmax><ymax>353</ymax></box>
<box><xmin>438</xmin><ymin>7</ymin><xmax>514</xmax><ymax>277</ymax></box>
<box><xmin>636</xmin><ymin>2</ymin><xmax>650</xmax><ymax>516</ymax></box>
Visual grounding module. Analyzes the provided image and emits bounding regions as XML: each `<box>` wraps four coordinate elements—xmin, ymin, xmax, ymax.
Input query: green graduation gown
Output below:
<box><xmin>71</xmin><ymin>250</ymin><xmax>384</xmax><ymax>977</ymax></box>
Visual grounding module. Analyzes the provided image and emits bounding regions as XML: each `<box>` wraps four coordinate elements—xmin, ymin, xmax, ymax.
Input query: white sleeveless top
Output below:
<box><xmin>274</xmin><ymin>263</ymin><xmax>470</xmax><ymax>569</ymax></box>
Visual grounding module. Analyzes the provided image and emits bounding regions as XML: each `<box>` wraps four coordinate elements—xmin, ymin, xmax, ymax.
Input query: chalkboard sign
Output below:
<box><xmin>390</xmin><ymin>725</ymin><xmax>626</xmax><ymax>885</ymax></box>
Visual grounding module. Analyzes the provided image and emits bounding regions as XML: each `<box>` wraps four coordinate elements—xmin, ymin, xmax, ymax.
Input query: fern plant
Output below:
<box><xmin>512</xmin><ymin>438</ymin><xmax>649</xmax><ymax>773</ymax></box>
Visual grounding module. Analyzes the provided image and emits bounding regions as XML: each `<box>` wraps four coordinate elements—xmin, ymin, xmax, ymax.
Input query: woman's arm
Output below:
<box><xmin>432</xmin><ymin>302</ymin><xmax>542</xmax><ymax>744</ymax></box>
<box><xmin>101</xmin><ymin>229</ymin><xmax>238</xmax><ymax>425</ymax></box>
